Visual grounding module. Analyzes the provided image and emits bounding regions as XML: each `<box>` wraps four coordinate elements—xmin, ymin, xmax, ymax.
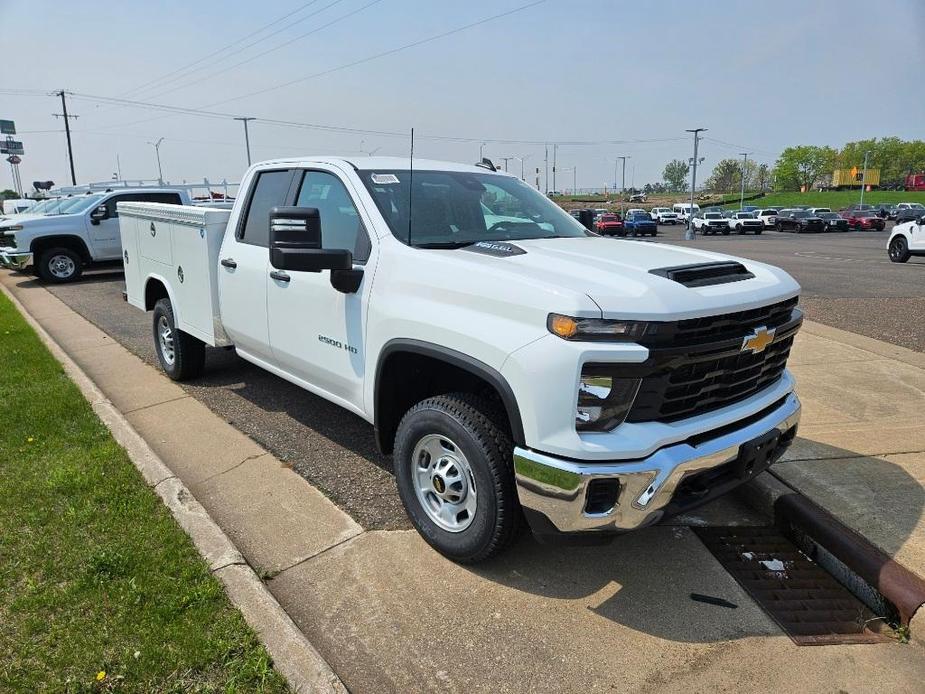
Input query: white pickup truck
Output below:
<box><xmin>118</xmin><ymin>156</ymin><xmax>802</xmax><ymax>563</ymax></box>
<box><xmin>0</xmin><ymin>188</ymin><xmax>189</xmax><ymax>282</ymax></box>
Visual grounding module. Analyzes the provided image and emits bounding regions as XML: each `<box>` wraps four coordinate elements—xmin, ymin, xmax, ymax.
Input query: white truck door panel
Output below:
<box><xmin>911</xmin><ymin>220</ymin><xmax>925</xmax><ymax>251</ymax></box>
<box><xmin>218</xmin><ymin>169</ymin><xmax>295</xmax><ymax>362</ymax></box>
<box><xmin>267</xmin><ymin>168</ymin><xmax>374</xmax><ymax>407</ymax></box>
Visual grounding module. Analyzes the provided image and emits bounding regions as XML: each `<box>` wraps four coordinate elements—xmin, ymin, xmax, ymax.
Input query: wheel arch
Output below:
<box><xmin>374</xmin><ymin>339</ymin><xmax>525</xmax><ymax>455</ymax></box>
<box><xmin>30</xmin><ymin>235</ymin><xmax>92</xmax><ymax>263</ymax></box>
<box><xmin>143</xmin><ymin>274</ymin><xmax>181</xmax><ymax>320</ymax></box>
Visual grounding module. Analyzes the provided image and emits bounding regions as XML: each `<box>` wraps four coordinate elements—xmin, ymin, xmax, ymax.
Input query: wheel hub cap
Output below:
<box><xmin>157</xmin><ymin>315</ymin><xmax>176</xmax><ymax>366</ymax></box>
<box><xmin>412</xmin><ymin>434</ymin><xmax>476</xmax><ymax>533</ymax></box>
<box><xmin>49</xmin><ymin>254</ymin><xmax>75</xmax><ymax>278</ymax></box>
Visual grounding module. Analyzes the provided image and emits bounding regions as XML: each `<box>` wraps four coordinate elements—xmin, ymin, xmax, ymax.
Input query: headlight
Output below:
<box><xmin>576</xmin><ymin>364</ymin><xmax>640</xmax><ymax>431</ymax></box>
<box><xmin>2</xmin><ymin>225</ymin><xmax>23</xmax><ymax>231</ymax></box>
<box><xmin>548</xmin><ymin>313</ymin><xmax>648</xmax><ymax>341</ymax></box>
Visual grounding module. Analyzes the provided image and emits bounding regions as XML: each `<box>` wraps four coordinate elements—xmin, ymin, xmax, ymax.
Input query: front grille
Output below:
<box><xmin>622</xmin><ymin>297</ymin><xmax>801</xmax><ymax>423</ymax></box>
<box><xmin>627</xmin><ymin>334</ymin><xmax>794</xmax><ymax>422</ymax></box>
<box><xmin>0</xmin><ymin>233</ymin><xmax>16</xmax><ymax>249</ymax></box>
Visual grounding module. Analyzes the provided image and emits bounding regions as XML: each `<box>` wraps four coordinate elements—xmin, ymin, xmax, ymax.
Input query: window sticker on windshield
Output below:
<box><xmin>371</xmin><ymin>173</ymin><xmax>400</xmax><ymax>185</ymax></box>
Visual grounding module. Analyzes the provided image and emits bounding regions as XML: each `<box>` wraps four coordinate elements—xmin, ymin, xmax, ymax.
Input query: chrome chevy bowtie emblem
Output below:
<box><xmin>742</xmin><ymin>326</ymin><xmax>775</xmax><ymax>354</ymax></box>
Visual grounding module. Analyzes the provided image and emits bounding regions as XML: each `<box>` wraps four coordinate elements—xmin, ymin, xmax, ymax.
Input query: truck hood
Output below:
<box><xmin>456</xmin><ymin>236</ymin><xmax>799</xmax><ymax>320</ymax></box>
<box><xmin>0</xmin><ymin>214</ymin><xmax>80</xmax><ymax>233</ymax></box>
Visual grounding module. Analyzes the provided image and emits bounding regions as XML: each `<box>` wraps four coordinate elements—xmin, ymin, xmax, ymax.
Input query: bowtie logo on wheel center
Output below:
<box><xmin>432</xmin><ymin>475</ymin><xmax>446</xmax><ymax>494</ymax></box>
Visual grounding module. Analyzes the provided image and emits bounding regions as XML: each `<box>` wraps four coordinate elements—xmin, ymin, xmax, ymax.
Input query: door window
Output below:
<box><xmin>105</xmin><ymin>192</ymin><xmax>183</xmax><ymax>217</ymax></box>
<box><xmin>295</xmin><ymin>171</ymin><xmax>371</xmax><ymax>262</ymax></box>
<box><xmin>239</xmin><ymin>170</ymin><xmax>294</xmax><ymax>247</ymax></box>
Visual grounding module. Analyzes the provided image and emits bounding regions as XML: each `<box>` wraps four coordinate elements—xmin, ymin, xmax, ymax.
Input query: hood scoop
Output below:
<box><xmin>649</xmin><ymin>261</ymin><xmax>755</xmax><ymax>288</ymax></box>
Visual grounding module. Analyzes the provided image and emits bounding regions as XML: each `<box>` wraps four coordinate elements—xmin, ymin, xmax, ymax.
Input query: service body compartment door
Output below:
<box><xmin>119</xmin><ymin>214</ymin><xmax>144</xmax><ymax>310</ymax></box>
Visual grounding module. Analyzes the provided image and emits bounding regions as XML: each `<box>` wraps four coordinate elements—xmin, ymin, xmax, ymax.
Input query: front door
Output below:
<box><xmin>266</xmin><ymin>167</ymin><xmax>375</xmax><ymax>411</ymax></box>
<box><xmin>909</xmin><ymin>216</ymin><xmax>925</xmax><ymax>251</ymax></box>
<box><xmin>217</xmin><ymin>169</ymin><xmax>296</xmax><ymax>363</ymax></box>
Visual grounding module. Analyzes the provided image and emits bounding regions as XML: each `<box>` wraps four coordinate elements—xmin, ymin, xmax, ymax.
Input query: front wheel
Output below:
<box><xmin>722</xmin><ymin>229</ymin><xmax>730</xmax><ymax>236</ymax></box>
<box><xmin>394</xmin><ymin>393</ymin><xmax>521</xmax><ymax>563</ymax></box>
<box><xmin>37</xmin><ymin>247</ymin><xmax>83</xmax><ymax>283</ymax></box>
<box><xmin>152</xmin><ymin>298</ymin><xmax>205</xmax><ymax>381</ymax></box>
<box><xmin>889</xmin><ymin>236</ymin><xmax>911</xmax><ymax>263</ymax></box>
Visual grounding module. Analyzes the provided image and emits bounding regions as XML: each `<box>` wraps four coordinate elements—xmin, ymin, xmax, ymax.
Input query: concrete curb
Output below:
<box><xmin>0</xmin><ymin>282</ymin><xmax>347</xmax><ymax>694</ymax></box>
<box><xmin>738</xmin><ymin>470</ymin><xmax>925</xmax><ymax>646</ymax></box>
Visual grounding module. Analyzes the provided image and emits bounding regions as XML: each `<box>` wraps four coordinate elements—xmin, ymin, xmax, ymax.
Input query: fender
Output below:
<box><xmin>143</xmin><ymin>273</ymin><xmax>182</xmax><ymax>324</ymax></box>
<box><xmin>374</xmin><ymin>338</ymin><xmax>526</xmax><ymax>450</ymax></box>
<box><xmin>30</xmin><ymin>234</ymin><xmax>92</xmax><ymax>262</ymax></box>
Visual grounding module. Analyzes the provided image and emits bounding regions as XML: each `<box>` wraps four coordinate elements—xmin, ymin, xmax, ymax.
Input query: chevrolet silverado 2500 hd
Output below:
<box><xmin>118</xmin><ymin>157</ymin><xmax>802</xmax><ymax>563</ymax></box>
<box><xmin>0</xmin><ymin>188</ymin><xmax>189</xmax><ymax>281</ymax></box>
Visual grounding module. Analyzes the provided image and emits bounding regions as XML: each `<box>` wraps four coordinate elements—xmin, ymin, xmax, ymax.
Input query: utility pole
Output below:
<box><xmin>552</xmin><ymin>144</ymin><xmax>557</xmax><ymax>193</ymax></box>
<box><xmin>499</xmin><ymin>156</ymin><xmax>513</xmax><ymax>172</ymax></box>
<box><xmin>859</xmin><ymin>150</ymin><xmax>870</xmax><ymax>208</ymax></box>
<box><xmin>148</xmin><ymin>137</ymin><xmax>165</xmax><ymax>184</ymax></box>
<box><xmin>53</xmin><ymin>90</ymin><xmax>78</xmax><ymax>185</ymax></box>
<box><xmin>685</xmin><ymin>128</ymin><xmax>707</xmax><ymax>240</ymax></box>
<box><xmin>479</xmin><ymin>142</ymin><xmax>486</xmax><ymax>160</ymax></box>
<box><xmin>739</xmin><ymin>152</ymin><xmax>751</xmax><ymax>210</ymax></box>
<box><xmin>234</xmin><ymin>117</ymin><xmax>255</xmax><ymax>166</ymax></box>
<box><xmin>544</xmin><ymin>144</ymin><xmax>549</xmax><ymax>194</ymax></box>
<box><xmin>615</xmin><ymin>156</ymin><xmax>630</xmax><ymax>213</ymax></box>
<box><xmin>573</xmin><ymin>166</ymin><xmax>577</xmax><ymax>195</ymax></box>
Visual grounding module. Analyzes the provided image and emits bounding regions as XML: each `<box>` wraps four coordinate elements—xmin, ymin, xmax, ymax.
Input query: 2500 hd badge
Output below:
<box><xmin>319</xmin><ymin>334</ymin><xmax>358</xmax><ymax>354</ymax></box>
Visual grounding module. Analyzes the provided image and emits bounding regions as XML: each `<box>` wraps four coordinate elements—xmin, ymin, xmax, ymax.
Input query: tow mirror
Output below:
<box><xmin>90</xmin><ymin>204</ymin><xmax>108</xmax><ymax>225</ymax></box>
<box><xmin>268</xmin><ymin>206</ymin><xmax>362</xmax><ymax>292</ymax></box>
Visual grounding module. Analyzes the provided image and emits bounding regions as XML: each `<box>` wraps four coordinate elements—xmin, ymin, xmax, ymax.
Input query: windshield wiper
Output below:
<box><xmin>414</xmin><ymin>241</ymin><xmax>478</xmax><ymax>249</ymax></box>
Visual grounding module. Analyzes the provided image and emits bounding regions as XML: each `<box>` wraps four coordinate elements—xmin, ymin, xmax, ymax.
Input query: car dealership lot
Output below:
<box><xmin>4</xmin><ymin>264</ymin><xmax>922</xmax><ymax>693</ymax></box>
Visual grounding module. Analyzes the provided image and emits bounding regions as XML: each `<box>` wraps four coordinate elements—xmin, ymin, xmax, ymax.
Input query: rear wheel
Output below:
<box><xmin>37</xmin><ymin>247</ymin><xmax>83</xmax><ymax>283</ymax></box>
<box><xmin>722</xmin><ymin>228</ymin><xmax>730</xmax><ymax>236</ymax></box>
<box><xmin>152</xmin><ymin>298</ymin><xmax>205</xmax><ymax>381</ymax></box>
<box><xmin>889</xmin><ymin>236</ymin><xmax>910</xmax><ymax>263</ymax></box>
<box><xmin>394</xmin><ymin>393</ymin><xmax>521</xmax><ymax>563</ymax></box>
<box><xmin>776</xmin><ymin>222</ymin><xmax>783</xmax><ymax>232</ymax></box>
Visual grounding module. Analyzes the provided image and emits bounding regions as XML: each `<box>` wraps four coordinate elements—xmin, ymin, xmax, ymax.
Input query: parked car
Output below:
<box><xmin>727</xmin><ymin>211</ymin><xmax>764</xmax><ymax>235</ymax></box>
<box><xmin>776</xmin><ymin>209</ymin><xmax>826</xmax><ymax>233</ymax></box>
<box><xmin>623</xmin><ymin>211</ymin><xmax>657</xmax><ymax>237</ymax></box>
<box><xmin>806</xmin><ymin>207</ymin><xmax>831</xmax><ymax>215</ymax></box>
<box><xmin>1</xmin><ymin>198</ymin><xmax>37</xmax><ymax>215</ymax></box>
<box><xmin>893</xmin><ymin>203</ymin><xmax>925</xmax><ymax>224</ymax></box>
<box><xmin>841</xmin><ymin>210</ymin><xmax>886</xmax><ymax>231</ymax></box>
<box><xmin>629</xmin><ymin>192</ymin><xmax>647</xmax><ymax>202</ymax></box>
<box><xmin>673</xmin><ymin>202</ymin><xmax>700</xmax><ymax>223</ymax></box>
<box><xmin>754</xmin><ymin>209</ymin><xmax>779</xmax><ymax>229</ymax></box>
<box><xmin>841</xmin><ymin>203</ymin><xmax>875</xmax><ymax>213</ymax></box>
<box><xmin>693</xmin><ymin>211</ymin><xmax>731</xmax><ymax>235</ymax></box>
<box><xmin>595</xmin><ymin>213</ymin><xmax>625</xmax><ymax>236</ymax></box>
<box><xmin>816</xmin><ymin>211</ymin><xmax>849</xmax><ymax>232</ymax></box>
<box><xmin>649</xmin><ymin>207</ymin><xmax>679</xmax><ymax>224</ymax></box>
<box><xmin>117</xmin><ymin>156</ymin><xmax>803</xmax><ymax>562</ymax></box>
<box><xmin>741</xmin><ymin>205</ymin><xmax>759</xmax><ymax>213</ymax></box>
<box><xmin>0</xmin><ymin>188</ymin><xmax>190</xmax><ymax>281</ymax></box>
<box><xmin>887</xmin><ymin>214</ymin><xmax>925</xmax><ymax>263</ymax></box>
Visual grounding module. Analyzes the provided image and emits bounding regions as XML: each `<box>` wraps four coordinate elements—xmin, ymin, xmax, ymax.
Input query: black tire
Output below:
<box><xmin>152</xmin><ymin>298</ymin><xmax>205</xmax><ymax>381</ymax></box>
<box><xmin>393</xmin><ymin>393</ymin><xmax>521</xmax><ymax>563</ymax></box>
<box><xmin>722</xmin><ymin>229</ymin><xmax>730</xmax><ymax>236</ymax></box>
<box><xmin>755</xmin><ymin>229</ymin><xmax>763</xmax><ymax>235</ymax></box>
<box><xmin>736</xmin><ymin>224</ymin><xmax>745</xmax><ymax>235</ymax></box>
<box><xmin>776</xmin><ymin>222</ymin><xmax>783</xmax><ymax>232</ymax></box>
<box><xmin>889</xmin><ymin>236</ymin><xmax>910</xmax><ymax>263</ymax></box>
<box><xmin>37</xmin><ymin>247</ymin><xmax>83</xmax><ymax>283</ymax></box>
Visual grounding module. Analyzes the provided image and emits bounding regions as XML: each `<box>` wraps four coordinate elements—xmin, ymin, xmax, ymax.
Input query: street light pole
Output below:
<box><xmin>499</xmin><ymin>156</ymin><xmax>513</xmax><ymax>172</ymax></box>
<box><xmin>738</xmin><ymin>152</ymin><xmax>751</xmax><ymax>210</ymax></box>
<box><xmin>615</xmin><ymin>156</ymin><xmax>630</xmax><ymax>213</ymax></box>
<box><xmin>479</xmin><ymin>142</ymin><xmax>486</xmax><ymax>160</ymax></box>
<box><xmin>234</xmin><ymin>117</ymin><xmax>255</xmax><ymax>166</ymax></box>
<box><xmin>859</xmin><ymin>150</ymin><xmax>870</xmax><ymax>208</ymax></box>
<box><xmin>148</xmin><ymin>137</ymin><xmax>165</xmax><ymax>184</ymax></box>
<box><xmin>514</xmin><ymin>155</ymin><xmax>530</xmax><ymax>181</ymax></box>
<box><xmin>685</xmin><ymin>128</ymin><xmax>707</xmax><ymax>240</ymax></box>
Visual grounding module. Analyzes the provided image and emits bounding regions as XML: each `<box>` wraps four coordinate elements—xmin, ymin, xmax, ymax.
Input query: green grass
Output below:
<box><xmin>0</xmin><ymin>292</ymin><xmax>289</xmax><ymax>693</ymax></box>
<box><xmin>719</xmin><ymin>190</ymin><xmax>925</xmax><ymax>210</ymax></box>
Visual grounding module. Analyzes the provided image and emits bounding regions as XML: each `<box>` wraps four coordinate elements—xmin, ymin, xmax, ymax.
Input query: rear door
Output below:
<box><xmin>266</xmin><ymin>166</ymin><xmax>375</xmax><ymax>411</ymax></box>
<box><xmin>218</xmin><ymin>168</ymin><xmax>297</xmax><ymax>363</ymax></box>
<box><xmin>92</xmin><ymin>192</ymin><xmax>184</xmax><ymax>259</ymax></box>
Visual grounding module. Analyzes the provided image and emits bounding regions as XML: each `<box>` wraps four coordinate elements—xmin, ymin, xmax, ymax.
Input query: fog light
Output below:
<box><xmin>577</xmin><ymin>365</ymin><xmax>640</xmax><ymax>431</ymax></box>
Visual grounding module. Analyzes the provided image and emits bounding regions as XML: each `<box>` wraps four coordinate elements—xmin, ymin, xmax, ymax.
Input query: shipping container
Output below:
<box><xmin>904</xmin><ymin>173</ymin><xmax>925</xmax><ymax>192</ymax></box>
<box><xmin>831</xmin><ymin>168</ymin><xmax>881</xmax><ymax>189</ymax></box>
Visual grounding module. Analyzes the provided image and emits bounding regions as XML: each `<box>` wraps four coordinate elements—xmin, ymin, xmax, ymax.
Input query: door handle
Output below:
<box><xmin>220</xmin><ymin>257</ymin><xmax>237</xmax><ymax>269</ymax></box>
<box><xmin>270</xmin><ymin>270</ymin><xmax>290</xmax><ymax>283</ymax></box>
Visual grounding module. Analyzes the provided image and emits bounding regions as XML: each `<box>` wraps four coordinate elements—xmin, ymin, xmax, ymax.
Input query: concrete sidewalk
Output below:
<box><xmin>3</xmin><ymin>269</ymin><xmax>924</xmax><ymax>692</ymax></box>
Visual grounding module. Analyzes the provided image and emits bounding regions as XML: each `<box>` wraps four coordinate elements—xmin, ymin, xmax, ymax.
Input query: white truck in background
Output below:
<box><xmin>118</xmin><ymin>156</ymin><xmax>803</xmax><ymax>563</ymax></box>
<box><xmin>0</xmin><ymin>188</ymin><xmax>189</xmax><ymax>281</ymax></box>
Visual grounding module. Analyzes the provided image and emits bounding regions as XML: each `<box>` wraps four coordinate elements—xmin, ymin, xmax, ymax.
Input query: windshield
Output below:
<box><xmin>910</xmin><ymin>203</ymin><xmax>925</xmax><ymax>210</ymax></box>
<box><xmin>28</xmin><ymin>199</ymin><xmax>56</xmax><ymax>214</ymax></box>
<box><xmin>54</xmin><ymin>195</ymin><xmax>105</xmax><ymax>215</ymax></box>
<box><xmin>359</xmin><ymin>170</ymin><xmax>588</xmax><ymax>247</ymax></box>
<box><xmin>818</xmin><ymin>212</ymin><xmax>838</xmax><ymax>219</ymax></box>
<box><xmin>791</xmin><ymin>211</ymin><xmax>810</xmax><ymax>218</ymax></box>
<box><xmin>704</xmin><ymin>213</ymin><xmax>723</xmax><ymax>219</ymax></box>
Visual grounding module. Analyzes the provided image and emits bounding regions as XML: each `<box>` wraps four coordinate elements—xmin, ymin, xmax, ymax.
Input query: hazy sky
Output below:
<box><xmin>1</xmin><ymin>0</ymin><xmax>923</xmax><ymax>193</ymax></box>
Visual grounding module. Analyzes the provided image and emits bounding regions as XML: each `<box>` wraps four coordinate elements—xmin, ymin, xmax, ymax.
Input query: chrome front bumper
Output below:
<box><xmin>514</xmin><ymin>392</ymin><xmax>801</xmax><ymax>536</ymax></box>
<box><xmin>0</xmin><ymin>249</ymin><xmax>31</xmax><ymax>270</ymax></box>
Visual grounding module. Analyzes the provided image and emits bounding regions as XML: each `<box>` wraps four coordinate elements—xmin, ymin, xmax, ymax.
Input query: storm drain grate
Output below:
<box><xmin>694</xmin><ymin>527</ymin><xmax>891</xmax><ymax>645</ymax></box>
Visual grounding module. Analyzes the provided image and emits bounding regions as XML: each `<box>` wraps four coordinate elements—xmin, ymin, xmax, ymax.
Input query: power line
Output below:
<box><xmin>119</xmin><ymin>0</ymin><xmax>327</xmax><ymax>99</ymax></box>
<box><xmin>201</xmin><ymin>0</ymin><xmax>548</xmax><ymax>108</ymax></box>
<box><xmin>143</xmin><ymin>0</ymin><xmax>380</xmax><ymax>102</ymax></box>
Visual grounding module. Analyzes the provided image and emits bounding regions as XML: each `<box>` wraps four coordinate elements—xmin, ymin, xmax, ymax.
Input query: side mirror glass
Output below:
<box><xmin>90</xmin><ymin>204</ymin><xmax>108</xmax><ymax>224</ymax></box>
<box><xmin>268</xmin><ymin>206</ymin><xmax>352</xmax><ymax>273</ymax></box>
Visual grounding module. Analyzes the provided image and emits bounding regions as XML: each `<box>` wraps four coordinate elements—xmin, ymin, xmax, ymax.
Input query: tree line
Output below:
<box><xmin>658</xmin><ymin>137</ymin><xmax>925</xmax><ymax>193</ymax></box>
